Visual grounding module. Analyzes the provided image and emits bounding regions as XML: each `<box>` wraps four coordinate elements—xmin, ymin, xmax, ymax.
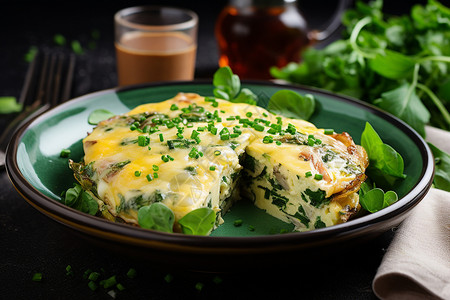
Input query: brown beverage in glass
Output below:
<box><xmin>115</xmin><ymin>31</ymin><xmax>196</xmax><ymax>86</ymax></box>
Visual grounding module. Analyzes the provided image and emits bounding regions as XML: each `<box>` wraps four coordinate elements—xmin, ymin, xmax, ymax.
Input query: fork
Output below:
<box><xmin>0</xmin><ymin>50</ymin><xmax>76</xmax><ymax>169</ymax></box>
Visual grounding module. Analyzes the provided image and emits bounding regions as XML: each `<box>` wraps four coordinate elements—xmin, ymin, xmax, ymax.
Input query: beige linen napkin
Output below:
<box><xmin>373</xmin><ymin>126</ymin><xmax>450</xmax><ymax>300</ymax></box>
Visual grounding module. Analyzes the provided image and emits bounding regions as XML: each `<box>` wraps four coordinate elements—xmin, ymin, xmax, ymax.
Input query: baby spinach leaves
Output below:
<box><xmin>137</xmin><ymin>204</ymin><xmax>215</xmax><ymax>235</ymax></box>
<box><xmin>213</xmin><ymin>66</ymin><xmax>257</xmax><ymax>105</ymax></box>
<box><xmin>271</xmin><ymin>0</ymin><xmax>450</xmax><ymax>135</ymax></box>
<box><xmin>359</xmin><ymin>181</ymin><xmax>398</xmax><ymax>213</ymax></box>
<box><xmin>428</xmin><ymin>143</ymin><xmax>450</xmax><ymax>192</ymax></box>
<box><xmin>178</xmin><ymin>207</ymin><xmax>216</xmax><ymax>235</ymax></box>
<box><xmin>61</xmin><ymin>183</ymin><xmax>98</xmax><ymax>215</ymax></box>
<box><xmin>361</xmin><ymin>122</ymin><xmax>406</xmax><ymax>181</ymax></box>
<box><xmin>137</xmin><ymin>203</ymin><xmax>175</xmax><ymax>233</ymax></box>
<box><xmin>359</xmin><ymin>122</ymin><xmax>405</xmax><ymax>213</ymax></box>
<box><xmin>267</xmin><ymin>90</ymin><xmax>315</xmax><ymax>120</ymax></box>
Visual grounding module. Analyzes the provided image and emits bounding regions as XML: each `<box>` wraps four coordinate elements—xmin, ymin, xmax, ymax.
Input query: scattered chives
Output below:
<box><xmin>314</xmin><ymin>174</ymin><xmax>323</xmax><ymax>180</ymax></box>
<box><xmin>305</xmin><ymin>171</ymin><xmax>312</xmax><ymax>177</ymax></box>
<box><xmin>170</xmin><ymin>104</ymin><xmax>179</xmax><ymax>111</ymax></box>
<box><xmin>324</xmin><ymin>128</ymin><xmax>334</xmax><ymax>135</ymax></box>
<box><xmin>134</xmin><ymin>171</ymin><xmax>141</xmax><ymax>178</ymax></box>
<box><xmin>209</xmin><ymin>166</ymin><xmax>216</xmax><ymax>171</ymax></box>
<box><xmin>159</xmin><ymin>133</ymin><xmax>164</xmax><ymax>142</ymax></box>
<box><xmin>146</xmin><ymin>174</ymin><xmax>153</xmax><ymax>181</ymax></box>
<box><xmin>214</xmin><ymin>150</ymin><xmax>221</xmax><ymax>156</ymax></box>
<box><xmin>246</xmin><ymin>112</ymin><xmax>252</xmax><ymax>117</ymax></box>
<box><xmin>88</xmin><ymin>281</ymin><xmax>98</xmax><ymax>291</ymax></box>
<box><xmin>88</xmin><ymin>272</ymin><xmax>100</xmax><ymax>281</ymax></box>
<box><xmin>152</xmin><ymin>165</ymin><xmax>159</xmax><ymax>171</ymax></box>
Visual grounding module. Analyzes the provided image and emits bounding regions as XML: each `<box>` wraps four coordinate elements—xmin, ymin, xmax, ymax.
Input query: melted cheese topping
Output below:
<box><xmin>78</xmin><ymin>93</ymin><xmax>367</xmax><ymax>232</ymax></box>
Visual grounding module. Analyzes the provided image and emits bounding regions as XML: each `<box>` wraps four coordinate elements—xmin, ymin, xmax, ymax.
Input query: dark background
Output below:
<box><xmin>0</xmin><ymin>1</ymin><xmax>436</xmax><ymax>299</ymax></box>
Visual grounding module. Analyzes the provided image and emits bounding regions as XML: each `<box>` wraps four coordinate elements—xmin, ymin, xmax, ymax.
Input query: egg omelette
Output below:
<box><xmin>70</xmin><ymin>93</ymin><xmax>368</xmax><ymax>233</ymax></box>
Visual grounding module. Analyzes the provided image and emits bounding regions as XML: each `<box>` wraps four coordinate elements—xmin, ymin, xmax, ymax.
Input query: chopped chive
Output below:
<box><xmin>138</xmin><ymin>135</ymin><xmax>150</xmax><ymax>146</ymax></box>
<box><xmin>102</xmin><ymin>275</ymin><xmax>117</xmax><ymax>289</ymax></box>
<box><xmin>210</xmin><ymin>127</ymin><xmax>218</xmax><ymax>135</ymax></box>
<box><xmin>248</xmin><ymin>225</ymin><xmax>255</xmax><ymax>231</ymax></box>
<box><xmin>314</xmin><ymin>174</ymin><xmax>323</xmax><ymax>180</ymax></box>
<box><xmin>324</xmin><ymin>128</ymin><xmax>334</xmax><ymax>135</ymax></box>
<box><xmin>159</xmin><ymin>133</ymin><xmax>164</xmax><ymax>142</ymax></box>
<box><xmin>305</xmin><ymin>171</ymin><xmax>312</xmax><ymax>177</ymax></box>
<box><xmin>195</xmin><ymin>282</ymin><xmax>204</xmax><ymax>291</ymax></box>
<box><xmin>146</xmin><ymin>174</ymin><xmax>153</xmax><ymax>181</ymax></box>
<box><xmin>153</xmin><ymin>172</ymin><xmax>159</xmax><ymax>178</ymax></box>
<box><xmin>246</xmin><ymin>112</ymin><xmax>252</xmax><ymax>117</ymax></box>
<box><xmin>230</xmin><ymin>133</ymin><xmax>239</xmax><ymax>138</ymax></box>
<box><xmin>262</xmin><ymin>112</ymin><xmax>268</xmax><ymax>117</ymax></box>
<box><xmin>152</xmin><ymin>165</ymin><xmax>159</xmax><ymax>171</ymax></box>
<box><xmin>88</xmin><ymin>271</ymin><xmax>100</xmax><ymax>281</ymax></box>
<box><xmin>164</xmin><ymin>273</ymin><xmax>174</xmax><ymax>283</ymax></box>
<box><xmin>209</xmin><ymin>166</ymin><xmax>216</xmax><ymax>171</ymax></box>
<box><xmin>170</xmin><ymin>104</ymin><xmax>179</xmax><ymax>111</ymax></box>
<box><xmin>252</xmin><ymin>123</ymin><xmax>265</xmax><ymax>132</ymax></box>
<box><xmin>191</xmin><ymin>130</ymin><xmax>199</xmax><ymax>139</ymax></box>
<box><xmin>220</xmin><ymin>134</ymin><xmax>230</xmax><ymax>140</ymax></box>
<box><xmin>116</xmin><ymin>283</ymin><xmax>126</xmax><ymax>291</ymax></box>
<box><xmin>226</xmin><ymin>116</ymin><xmax>235</xmax><ymax>121</ymax></box>
<box><xmin>214</xmin><ymin>150</ymin><xmax>221</xmax><ymax>156</ymax></box>
<box><xmin>233</xmin><ymin>219</ymin><xmax>243</xmax><ymax>227</ymax></box>
<box><xmin>211</xmin><ymin>101</ymin><xmax>219</xmax><ymax>107</ymax></box>
<box><xmin>276</xmin><ymin>141</ymin><xmax>282</xmax><ymax>145</ymax></box>
<box><xmin>134</xmin><ymin>170</ymin><xmax>141</xmax><ymax>177</ymax></box>
<box><xmin>126</xmin><ymin>268</ymin><xmax>137</xmax><ymax>279</ymax></box>
<box><xmin>32</xmin><ymin>273</ymin><xmax>42</xmax><ymax>282</ymax></box>
<box><xmin>88</xmin><ymin>281</ymin><xmax>98</xmax><ymax>291</ymax></box>
<box><xmin>60</xmin><ymin>149</ymin><xmax>71</xmax><ymax>158</ymax></box>
<box><xmin>197</xmin><ymin>126</ymin><xmax>206</xmax><ymax>132</ymax></box>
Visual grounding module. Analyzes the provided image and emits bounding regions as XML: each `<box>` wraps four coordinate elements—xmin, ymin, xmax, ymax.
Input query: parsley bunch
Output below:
<box><xmin>271</xmin><ymin>0</ymin><xmax>450</xmax><ymax>136</ymax></box>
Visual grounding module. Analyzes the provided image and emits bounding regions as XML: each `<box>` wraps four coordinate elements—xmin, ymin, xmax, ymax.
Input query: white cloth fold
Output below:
<box><xmin>373</xmin><ymin>127</ymin><xmax>450</xmax><ymax>300</ymax></box>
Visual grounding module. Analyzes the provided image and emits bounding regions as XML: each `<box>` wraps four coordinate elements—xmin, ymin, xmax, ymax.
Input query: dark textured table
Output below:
<box><xmin>0</xmin><ymin>1</ymin><xmax>420</xmax><ymax>299</ymax></box>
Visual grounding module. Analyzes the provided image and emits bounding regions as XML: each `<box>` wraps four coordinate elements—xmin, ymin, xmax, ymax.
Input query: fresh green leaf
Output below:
<box><xmin>0</xmin><ymin>97</ymin><xmax>22</xmax><ymax>114</ymax></box>
<box><xmin>359</xmin><ymin>184</ymin><xmax>398</xmax><ymax>213</ymax></box>
<box><xmin>267</xmin><ymin>90</ymin><xmax>315</xmax><ymax>120</ymax></box>
<box><xmin>376</xmin><ymin>83</ymin><xmax>430</xmax><ymax>137</ymax></box>
<box><xmin>428</xmin><ymin>142</ymin><xmax>450</xmax><ymax>192</ymax></box>
<box><xmin>212</xmin><ymin>67</ymin><xmax>258</xmax><ymax>105</ymax></box>
<box><xmin>361</xmin><ymin>122</ymin><xmax>406</xmax><ymax>179</ymax></box>
<box><xmin>178</xmin><ymin>207</ymin><xmax>216</xmax><ymax>235</ymax></box>
<box><xmin>88</xmin><ymin>109</ymin><xmax>115</xmax><ymax>125</ymax></box>
<box><xmin>80</xmin><ymin>191</ymin><xmax>98</xmax><ymax>215</ymax></box>
<box><xmin>138</xmin><ymin>203</ymin><xmax>174</xmax><ymax>233</ymax></box>
<box><xmin>369</xmin><ymin>49</ymin><xmax>416</xmax><ymax>79</ymax></box>
<box><xmin>213</xmin><ymin>66</ymin><xmax>240</xmax><ymax>100</ymax></box>
<box><xmin>232</xmin><ymin>88</ymin><xmax>257</xmax><ymax>105</ymax></box>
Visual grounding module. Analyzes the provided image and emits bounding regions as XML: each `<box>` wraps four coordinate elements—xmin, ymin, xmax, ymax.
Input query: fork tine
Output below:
<box><xmin>61</xmin><ymin>53</ymin><xmax>76</xmax><ymax>103</ymax></box>
<box><xmin>51</xmin><ymin>53</ymin><xmax>64</xmax><ymax>107</ymax></box>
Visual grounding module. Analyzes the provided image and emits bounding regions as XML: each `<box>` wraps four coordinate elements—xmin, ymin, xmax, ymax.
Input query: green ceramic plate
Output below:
<box><xmin>6</xmin><ymin>81</ymin><xmax>434</xmax><ymax>271</ymax></box>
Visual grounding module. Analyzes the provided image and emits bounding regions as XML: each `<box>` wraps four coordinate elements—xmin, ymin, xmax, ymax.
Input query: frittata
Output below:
<box><xmin>70</xmin><ymin>93</ymin><xmax>368</xmax><ymax>233</ymax></box>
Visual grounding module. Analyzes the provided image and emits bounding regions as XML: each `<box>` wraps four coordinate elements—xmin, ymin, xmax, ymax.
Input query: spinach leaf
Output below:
<box><xmin>361</xmin><ymin>122</ymin><xmax>406</xmax><ymax>180</ymax></box>
<box><xmin>178</xmin><ymin>207</ymin><xmax>216</xmax><ymax>235</ymax></box>
<box><xmin>376</xmin><ymin>82</ymin><xmax>430</xmax><ymax>137</ymax></box>
<box><xmin>270</xmin><ymin>0</ymin><xmax>450</xmax><ymax>134</ymax></box>
<box><xmin>267</xmin><ymin>90</ymin><xmax>316</xmax><ymax>120</ymax></box>
<box><xmin>88</xmin><ymin>109</ymin><xmax>115</xmax><ymax>125</ymax></box>
<box><xmin>61</xmin><ymin>183</ymin><xmax>98</xmax><ymax>216</ymax></box>
<box><xmin>359</xmin><ymin>182</ymin><xmax>398</xmax><ymax>213</ymax></box>
<box><xmin>213</xmin><ymin>66</ymin><xmax>257</xmax><ymax>105</ymax></box>
<box><xmin>138</xmin><ymin>203</ymin><xmax>174</xmax><ymax>233</ymax></box>
<box><xmin>428</xmin><ymin>142</ymin><xmax>450</xmax><ymax>192</ymax></box>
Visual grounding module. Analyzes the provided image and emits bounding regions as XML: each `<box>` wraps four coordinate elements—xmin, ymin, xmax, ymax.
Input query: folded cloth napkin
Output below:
<box><xmin>373</xmin><ymin>126</ymin><xmax>450</xmax><ymax>300</ymax></box>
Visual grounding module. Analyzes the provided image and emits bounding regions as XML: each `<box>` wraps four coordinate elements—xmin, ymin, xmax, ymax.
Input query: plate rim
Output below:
<box><xmin>5</xmin><ymin>80</ymin><xmax>435</xmax><ymax>252</ymax></box>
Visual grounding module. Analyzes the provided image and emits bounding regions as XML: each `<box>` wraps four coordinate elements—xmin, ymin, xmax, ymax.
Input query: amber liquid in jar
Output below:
<box><xmin>215</xmin><ymin>3</ymin><xmax>310</xmax><ymax>79</ymax></box>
